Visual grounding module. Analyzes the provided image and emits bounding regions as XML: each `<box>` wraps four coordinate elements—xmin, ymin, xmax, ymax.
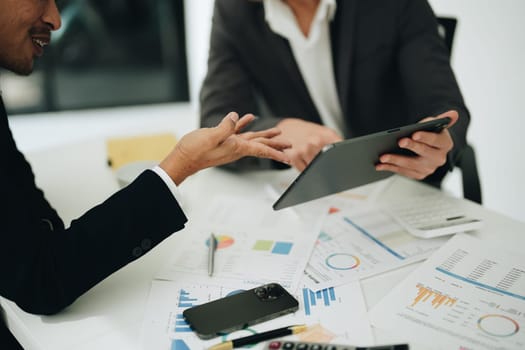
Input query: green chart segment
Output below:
<box><xmin>253</xmin><ymin>240</ymin><xmax>293</xmax><ymax>255</ymax></box>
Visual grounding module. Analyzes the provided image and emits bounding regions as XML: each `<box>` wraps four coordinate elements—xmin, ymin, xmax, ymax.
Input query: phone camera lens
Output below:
<box><xmin>254</xmin><ymin>287</ymin><xmax>268</xmax><ymax>299</ymax></box>
<box><xmin>265</xmin><ymin>283</ymin><xmax>284</xmax><ymax>300</ymax></box>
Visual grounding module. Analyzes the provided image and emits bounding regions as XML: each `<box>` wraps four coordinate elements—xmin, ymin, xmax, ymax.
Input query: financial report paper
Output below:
<box><xmin>369</xmin><ymin>233</ymin><xmax>525</xmax><ymax>350</ymax></box>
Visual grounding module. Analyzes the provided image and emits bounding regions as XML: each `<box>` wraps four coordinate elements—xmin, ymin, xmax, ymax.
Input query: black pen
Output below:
<box><xmin>208</xmin><ymin>324</ymin><xmax>307</xmax><ymax>350</ymax></box>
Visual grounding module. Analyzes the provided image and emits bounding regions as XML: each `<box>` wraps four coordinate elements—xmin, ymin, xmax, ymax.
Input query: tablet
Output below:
<box><xmin>273</xmin><ymin>117</ymin><xmax>451</xmax><ymax>210</ymax></box>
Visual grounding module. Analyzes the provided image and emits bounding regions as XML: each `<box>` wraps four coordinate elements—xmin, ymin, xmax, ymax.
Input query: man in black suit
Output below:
<box><xmin>0</xmin><ymin>0</ymin><xmax>290</xmax><ymax>348</ymax></box>
<box><xmin>200</xmin><ymin>0</ymin><xmax>470</xmax><ymax>185</ymax></box>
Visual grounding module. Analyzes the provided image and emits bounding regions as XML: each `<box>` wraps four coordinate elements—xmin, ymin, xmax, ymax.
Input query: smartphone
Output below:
<box><xmin>183</xmin><ymin>283</ymin><xmax>299</xmax><ymax>339</ymax></box>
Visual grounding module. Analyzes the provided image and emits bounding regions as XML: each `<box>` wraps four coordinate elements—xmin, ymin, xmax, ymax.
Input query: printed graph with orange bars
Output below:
<box><xmin>411</xmin><ymin>283</ymin><xmax>457</xmax><ymax>309</ymax></box>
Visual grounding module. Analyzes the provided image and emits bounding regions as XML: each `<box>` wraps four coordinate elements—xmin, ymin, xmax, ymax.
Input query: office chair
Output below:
<box><xmin>436</xmin><ymin>16</ymin><xmax>483</xmax><ymax>204</ymax></box>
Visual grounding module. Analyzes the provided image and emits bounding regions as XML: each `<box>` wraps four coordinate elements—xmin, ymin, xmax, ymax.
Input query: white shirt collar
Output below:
<box><xmin>263</xmin><ymin>0</ymin><xmax>337</xmax><ymax>48</ymax></box>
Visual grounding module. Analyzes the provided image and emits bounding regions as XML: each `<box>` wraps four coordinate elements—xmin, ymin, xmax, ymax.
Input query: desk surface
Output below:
<box><xmin>2</xmin><ymin>138</ymin><xmax>524</xmax><ymax>350</ymax></box>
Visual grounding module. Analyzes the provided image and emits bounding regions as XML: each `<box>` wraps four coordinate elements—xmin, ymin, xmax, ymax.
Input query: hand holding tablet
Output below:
<box><xmin>273</xmin><ymin>117</ymin><xmax>452</xmax><ymax>210</ymax></box>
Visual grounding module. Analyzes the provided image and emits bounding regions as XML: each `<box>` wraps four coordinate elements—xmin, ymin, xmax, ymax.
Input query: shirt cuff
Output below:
<box><xmin>150</xmin><ymin>165</ymin><xmax>184</xmax><ymax>205</ymax></box>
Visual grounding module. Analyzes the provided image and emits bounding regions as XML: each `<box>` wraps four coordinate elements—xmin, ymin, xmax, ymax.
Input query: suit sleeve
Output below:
<box><xmin>200</xmin><ymin>0</ymin><xmax>260</xmax><ymax>128</ymax></box>
<box><xmin>199</xmin><ymin>0</ymin><xmax>288</xmax><ymax>171</ymax></box>
<box><xmin>1</xmin><ymin>112</ymin><xmax>187</xmax><ymax>315</ymax></box>
<box><xmin>396</xmin><ymin>0</ymin><xmax>470</xmax><ymax>183</ymax></box>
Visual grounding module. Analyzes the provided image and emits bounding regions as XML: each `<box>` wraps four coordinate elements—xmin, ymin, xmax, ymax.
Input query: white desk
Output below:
<box><xmin>2</xmin><ymin>137</ymin><xmax>524</xmax><ymax>350</ymax></box>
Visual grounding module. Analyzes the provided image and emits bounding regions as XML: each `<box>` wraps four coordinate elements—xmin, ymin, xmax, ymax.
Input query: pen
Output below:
<box><xmin>208</xmin><ymin>324</ymin><xmax>307</xmax><ymax>350</ymax></box>
<box><xmin>208</xmin><ymin>233</ymin><xmax>217</xmax><ymax>276</ymax></box>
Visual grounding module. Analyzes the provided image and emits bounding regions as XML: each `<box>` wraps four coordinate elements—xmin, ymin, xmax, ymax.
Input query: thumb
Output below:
<box><xmin>435</xmin><ymin>110</ymin><xmax>459</xmax><ymax>128</ymax></box>
<box><xmin>213</xmin><ymin>112</ymin><xmax>239</xmax><ymax>141</ymax></box>
<box><xmin>419</xmin><ymin>110</ymin><xmax>459</xmax><ymax>128</ymax></box>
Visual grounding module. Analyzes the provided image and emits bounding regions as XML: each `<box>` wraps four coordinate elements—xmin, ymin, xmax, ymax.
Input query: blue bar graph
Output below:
<box><xmin>302</xmin><ymin>287</ymin><xmax>337</xmax><ymax>316</ymax></box>
<box><xmin>171</xmin><ymin>339</ymin><xmax>191</xmax><ymax>350</ymax></box>
<box><xmin>175</xmin><ymin>289</ymin><xmax>197</xmax><ymax>333</ymax></box>
<box><xmin>177</xmin><ymin>289</ymin><xmax>198</xmax><ymax>308</ymax></box>
<box><xmin>174</xmin><ymin>314</ymin><xmax>192</xmax><ymax>333</ymax></box>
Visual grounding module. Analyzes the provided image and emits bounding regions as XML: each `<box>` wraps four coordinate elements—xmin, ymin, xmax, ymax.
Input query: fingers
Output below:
<box><xmin>377</xmin><ymin>153</ymin><xmax>438</xmax><ymax>179</ymax></box>
<box><xmin>398</xmin><ymin>134</ymin><xmax>451</xmax><ymax>160</ymax></box>
<box><xmin>239</xmin><ymin>127</ymin><xmax>282</xmax><ymax>140</ymax></box>
<box><xmin>419</xmin><ymin>110</ymin><xmax>459</xmax><ymax>128</ymax></box>
<box><xmin>284</xmin><ymin>145</ymin><xmax>320</xmax><ymax>172</ymax></box>
<box><xmin>234</xmin><ymin>114</ymin><xmax>256</xmax><ymax>133</ymax></box>
<box><xmin>376</xmin><ymin>161</ymin><xmax>428</xmax><ymax>180</ymax></box>
<box><xmin>208</xmin><ymin>112</ymin><xmax>242</xmax><ymax>146</ymax></box>
<box><xmin>252</xmin><ymin>137</ymin><xmax>291</xmax><ymax>150</ymax></box>
<box><xmin>436</xmin><ymin>110</ymin><xmax>459</xmax><ymax>128</ymax></box>
<box><xmin>249</xmin><ymin>144</ymin><xmax>291</xmax><ymax>165</ymax></box>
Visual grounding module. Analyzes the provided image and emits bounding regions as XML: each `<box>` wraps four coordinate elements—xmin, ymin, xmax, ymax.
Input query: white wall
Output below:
<box><xmin>183</xmin><ymin>0</ymin><xmax>525</xmax><ymax>223</ymax></box>
<box><xmin>427</xmin><ymin>0</ymin><xmax>525</xmax><ymax>222</ymax></box>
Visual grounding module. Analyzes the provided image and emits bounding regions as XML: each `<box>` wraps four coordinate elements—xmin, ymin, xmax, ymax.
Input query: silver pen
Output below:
<box><xmin>208</xmin><ymin>233</ymin><xmax>217</xmax><ymax>276</ymax></box>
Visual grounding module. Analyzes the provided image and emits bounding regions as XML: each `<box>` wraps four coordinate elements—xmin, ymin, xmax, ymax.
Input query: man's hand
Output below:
<box><xmin>160</xmin><ymin>112</ymin><xmax>291</xmax><ymax>184</ymax></box>
<box><xmin>276</xmin><ymin>118</ymin><xmax>343</xmax><ymax>171</ymax></box>
<box><xmin>376</xmin><ymin>110</ymin><xmax>459</xmax><ymax>180</ymax></box>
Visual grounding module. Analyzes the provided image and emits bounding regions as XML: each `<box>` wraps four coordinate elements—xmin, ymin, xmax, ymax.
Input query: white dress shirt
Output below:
<box><xmin>151</xmin><ymin>165</ymin><xmax>184</xmax><ymax>206</ymax></box>
<box><xmin>263</xmin><ymin>0</ymin><xmax>345</xmax><ymax>136</ymax></box>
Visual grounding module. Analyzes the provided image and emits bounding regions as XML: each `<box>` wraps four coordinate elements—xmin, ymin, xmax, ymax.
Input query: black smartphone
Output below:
<box><xmin>183</xmin><ymin>283</ymin><xmax>299</xmax><ymax>339</ymax></box>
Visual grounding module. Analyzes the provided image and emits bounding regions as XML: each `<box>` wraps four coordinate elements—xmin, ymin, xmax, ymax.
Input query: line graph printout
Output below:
<box><xmin>304</xmin><ymin>208</ymin><xmax>448</xmax><ymax>290</ymax></box>
<box><xmin>156</xmin><ymin>195</ymin><xmax>321</xmax><ymax>292</ymax></box>
<box><xmin>369</xmin><ymin>234</ymin><xmax>525</xmax><ymax>350</ymax></box>
<box><xmin>140</xmin><ymin>278</ymin><xmax>373</xmax><ymax>350</ymax></box>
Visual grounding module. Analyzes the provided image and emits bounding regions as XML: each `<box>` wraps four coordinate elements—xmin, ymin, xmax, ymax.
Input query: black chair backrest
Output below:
<box><xmin>436</xmin><ymin>16</ymin><xmax>482</xmax><ymax>204</ymax></box>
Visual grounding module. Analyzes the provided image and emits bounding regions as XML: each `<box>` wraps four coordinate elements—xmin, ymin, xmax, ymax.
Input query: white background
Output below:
<box><xmin>8</xmin><ymin>0</ymin><xmax>525</xmax><ymax>223</ymax></box>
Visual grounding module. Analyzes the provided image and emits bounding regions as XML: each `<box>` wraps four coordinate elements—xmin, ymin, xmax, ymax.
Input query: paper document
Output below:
<box><xmin>304</xmin><ymin>208</ymin><xmax>448</xmax><ymax>290</ymax></box>
<box><xmin>369</xmin><ymin>233</ymin><xmax>525</xmax><ymax>350</ymax></box>
<box><xmin>266</xmin><ymin>170</ymin><xmax>392</xmax><ymax>218</ymax></box>
<box><xmin>156</xmin><ymin>195</ymin><xmax>321</xmax><ymax>292</ymax></box>
<box><xmin>140</xmin><ymin>278</ymin><xmax>373</xmax><ymax>349</ymax></box>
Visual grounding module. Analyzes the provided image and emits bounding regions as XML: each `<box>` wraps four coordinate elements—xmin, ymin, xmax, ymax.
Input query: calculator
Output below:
<box><xmin>264</xmin><ymin>340</ymin><xmax>409</xmax><ymax>350</ymax></box>
<box><xmin>383</xmin><ymin>193</ymin><xmax>483</xmax><ymax>238</ymax></box>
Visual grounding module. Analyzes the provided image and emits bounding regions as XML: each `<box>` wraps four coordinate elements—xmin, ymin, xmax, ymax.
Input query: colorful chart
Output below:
<box><xmin>477</xmin><ymin>314</ymin><xmax>520</xmax><ymax>337</ymax></box>
<box><xmin>325</xmin><ymin>253</ymin><xmax>360</xmax><ymax>270</ymax></box>
<box><xmin>206</xmin><ymin>235</ymin><xmax>235</xmax><ymax>249</ymax></box>
<box><xmin>411</xmin><ymin>283</ymin><xmax>457</xmax><ymax>309</ymax></box>
<box><xmin>252</xmin><ymin>240</ymin><xmax>294</xmax><ymax>255</ymax></box>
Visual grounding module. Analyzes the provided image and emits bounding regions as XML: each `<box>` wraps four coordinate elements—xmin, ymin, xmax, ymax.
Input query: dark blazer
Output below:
<box><xmin>200</xmin><ymin>0</ymin><xmax>470</xmax><ymax>183</ymax></box>
<box><xmin>1</xmin><ymin>97</ymin><xmax>187</xmax><ymax>347</ymax></box>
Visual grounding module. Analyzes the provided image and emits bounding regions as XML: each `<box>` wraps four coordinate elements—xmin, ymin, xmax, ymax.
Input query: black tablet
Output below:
<box><xmin>273</xmin><ymin>117</ymin><xmax>451</xmax><ymax>210</ymax></box>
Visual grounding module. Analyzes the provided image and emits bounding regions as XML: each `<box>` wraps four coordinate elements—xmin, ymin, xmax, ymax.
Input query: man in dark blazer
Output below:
<box><xmin>0</xmin><ymin>0</ymin><xmax>290</xmax><ymax>348</ymax></box>
<box><xmin>200</xmin><ymin>0</ymin><xmax>470</xmax><ymax>186</ymax></box>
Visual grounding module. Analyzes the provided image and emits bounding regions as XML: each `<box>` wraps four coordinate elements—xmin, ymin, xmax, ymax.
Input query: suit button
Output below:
<box><xmin>132</xmin><ymin>247</ymin><xmax>143</xmax><ymax>257</ymax></box>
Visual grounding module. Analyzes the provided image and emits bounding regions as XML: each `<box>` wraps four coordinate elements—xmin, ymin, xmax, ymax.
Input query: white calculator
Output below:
<box><xmin>383</xmin><ymin>193</ymin><xmax>483</xmax><ymax>238</ymax></box>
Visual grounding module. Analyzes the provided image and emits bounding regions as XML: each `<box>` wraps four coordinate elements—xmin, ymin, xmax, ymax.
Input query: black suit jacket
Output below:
<box><xmin>200</xmin><ymin>0</ymin><xmax>470</xmax><ymax>183</ymax></box>
<box><xmin>1</xmin><ymin>97</ymin><xmax>187</xmax><ymax>347</ymax></box>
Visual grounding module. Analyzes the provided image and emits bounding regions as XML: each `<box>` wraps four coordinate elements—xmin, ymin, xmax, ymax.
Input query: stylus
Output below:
<box><xmin>208</xmin><ymin>233</ymin><xmax>217</xmax><ymax>276</ymax></box>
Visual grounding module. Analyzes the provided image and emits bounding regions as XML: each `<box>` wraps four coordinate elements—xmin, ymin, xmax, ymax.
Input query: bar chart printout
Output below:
<box><xmin>140</xmin><ymin>279</ymin><xmax>374</xmax><ymax>349</ymax></box>
<box><xmin>369</xmin><ymin>234</ymin><xmax>525</xmax><ymax>349</ymax></box>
